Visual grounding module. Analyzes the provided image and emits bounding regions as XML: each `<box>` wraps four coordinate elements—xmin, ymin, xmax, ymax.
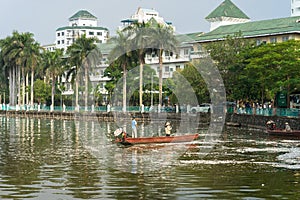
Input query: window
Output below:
<box><xmin>62</xmin><ymin>40</ymin><xmax>64</xmax><ymax>44</ymax></box>
<box><xmin>57</xmin><ymin>32</ymin><xmax>60</xmax><ymax>37</ymax></box>
<box><xmin>165</xmin><ymin>66</ymin><xmax>170</xmax><ymax>72</ymax></box>
<box><xmin>282</xmin><ymin>36</ymin><xmax>289</xmax><ymax>42</ymax></box>
<box><xmin>57</xmin><ymin>40</ymin><xmax>60</xmax><ymax>44</ymax></box>
<box><xmin>256</xmin><ymin>39</ymin><xmax>261</xmax><ymax>46</ymax></box>
<box><xmin>89</xmin><ymin>31</ymin><xmax>94</xmax><ymax>35</ymax></box>
<box><xmin>97</xmin><ymin>32</ymin><xmax>102</xmax><ymax>36</ymax></box>
<box><xmin>270</xmin><ymin>37</ymin><xmax>277</xmax><ymax>43</ymax></box>
<box><xmin>62</xmin><ymin>32</ymin><xmax>64</xmax><ymax>36</ymax></box>
<box><xmin>176</xmin><ymin>65</ymin><xmax>180</xmax><ymax>71</ymax></box>
<box><xmin>184</xmin><ymin>49</ymin><xmax>189</xmax><ymax>55</ymax></box>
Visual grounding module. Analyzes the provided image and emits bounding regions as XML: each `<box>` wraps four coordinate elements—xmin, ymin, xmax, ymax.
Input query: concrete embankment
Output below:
<box><xmin>226</xmin><ymin>113</ymin><xmax>300</xmax><ymax>130</ymax></box>
<box><xmin>1</xmin><ymin>110</ymin><xmax>299</xmax><ymax>130</ymax></box>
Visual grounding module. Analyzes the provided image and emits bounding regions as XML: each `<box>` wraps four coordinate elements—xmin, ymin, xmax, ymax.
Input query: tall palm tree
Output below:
<box><xmin>66</xmin><ymin>34</ymin><xmax>100</xmax><ymax>111</ymax></box>
<box><xmin>108</xmin><ymin>31</ymin><xmax>133</xmax><ymax>112</ymax></box>
<box><xmin>23</xmin><ymin>41</ymin><xmax>42</xmax><ymax>107</ymax></box>
<box><xmin>42</xmin><ymin>49</ymin><xmax>64</xmax><ymax>111</ymax></box>
<box><xmin>149</xmin><ymin>24</ymin><xmax>178</xmax><ymax>105</ymax></box>
<box><xmin>124</xmin><ymin>22</ymin><xmax>150</xmax><ymax>107</ymax></box>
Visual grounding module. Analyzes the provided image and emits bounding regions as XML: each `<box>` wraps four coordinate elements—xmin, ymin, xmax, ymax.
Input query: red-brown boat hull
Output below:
<box><xmin>116</xmin><ymin>134</ymin><xmax>199</xmax><ymax>145</ymax></box>
<box><xmin>267</xmin><ymin>129</ymin><xmax>300</xmax><ymax>137</ymax></box>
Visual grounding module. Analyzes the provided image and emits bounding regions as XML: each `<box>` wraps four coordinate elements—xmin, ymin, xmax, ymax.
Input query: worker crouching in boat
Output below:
<box><xmin>114</xmin><ymin>128</ymin><xmax>126</xmax><ymax>142</ymax></box>
<box><xmin>165</xmin><ymin>122</ymin><xmax>172</xmax><ymax>136</ymax></box>
<box><xmin>266</xmin><ymin>120</ymin><xmax>276</xmax><ymax>130</ymax></box>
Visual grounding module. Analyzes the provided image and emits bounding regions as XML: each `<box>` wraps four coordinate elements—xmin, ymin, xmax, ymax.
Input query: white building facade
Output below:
<box><xmin>56</xmin><ymin>10</ymin><xmax>109</xmax><ymax>51</ymax></box>
<box><xmin>291</xmin><ymin>0</ymin><xmax>300</xmax><ymax>16</ymax></box>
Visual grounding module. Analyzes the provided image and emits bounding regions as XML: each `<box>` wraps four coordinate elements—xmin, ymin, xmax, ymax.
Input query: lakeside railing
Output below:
<box><xmin>0</xmin><ymin>104</ymin><xmax>299</xmax><ymax>118</ymax></box>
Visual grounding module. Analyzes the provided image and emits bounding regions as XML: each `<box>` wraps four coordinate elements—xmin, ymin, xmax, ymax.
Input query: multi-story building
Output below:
<box><xmin>190</xmin><ymin>0</ymin><xmax>300</xmax><ymax>54</ymax></box>
<box><xmin>55</xmin><ymin>10</ymin><xmax>109</xmax><ymax>51</ymax></box>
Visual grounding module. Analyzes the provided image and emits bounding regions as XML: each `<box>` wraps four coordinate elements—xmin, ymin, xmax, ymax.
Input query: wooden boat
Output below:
<box><xmin>266</xmin><ymin>129</ymin><xmax>300</xmax><ymax>137</ymax></box>
<box><xmin>115</xmin><ymin>133</ymin><xmax>199</xmax><ymax>145</ymax></box>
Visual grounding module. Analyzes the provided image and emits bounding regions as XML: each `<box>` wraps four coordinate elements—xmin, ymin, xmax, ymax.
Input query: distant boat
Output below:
<box><xmin>115</xmin><ymin>134</ymin><xmax>199</xmax><ymax>145</ymax></box>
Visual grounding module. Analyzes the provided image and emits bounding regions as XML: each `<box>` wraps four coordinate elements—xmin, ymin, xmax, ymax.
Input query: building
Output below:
<box><xmin>291</xmin><ymin>0</ymin><xmax>300</xmax><ymax>16</ymax></box>
<box><xmin>55</xmin><ymin>10</ymin><xmax>109</xmax><ymax>51</ymax></box>
<box><xmin>120</xmin><ymin>7</ymin><xmax>174</xmax><ymax>31</ymax></box>
<box><xmin>190</xmin><ymin>0</ymin><xmax>300</xmax><ymax>52</ymax></box>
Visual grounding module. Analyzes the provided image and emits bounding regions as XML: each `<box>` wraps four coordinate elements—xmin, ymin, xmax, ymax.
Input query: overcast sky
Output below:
<box><xmin>0</xmin><ymin>0</ymin><xmax>290</xmax><ymax>45</ymax></box>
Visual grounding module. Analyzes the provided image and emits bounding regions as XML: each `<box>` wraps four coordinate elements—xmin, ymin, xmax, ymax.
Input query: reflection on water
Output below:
<box><xmin>0</xmin><ymin>116</ymin><xmax>299</xmax><ymax>199</ymax></box>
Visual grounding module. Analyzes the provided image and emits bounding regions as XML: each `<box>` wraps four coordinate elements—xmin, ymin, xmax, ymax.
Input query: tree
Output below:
<box><xmin>175</xmin><ymin>62</ymin><xmax>210</xmax><ymax>104</ymax></box>
<box><xmin>149</xmin><ymin>23</ymin><xmax>178</xmax><ymax>105</ymax></box>
<box><xmin>66</xmin><ymin>34</ymin><xmax>101</xmax><ymax>111</ymax></box>
<box><xmin>205</xmin><ymin>32</ymin><xmax>254</xmax><ymax>101</ymax></box>
<box><xmin>42</xmin><ymin>49</ymin><xmax>64</xmax><ymax>110</ymax></box>
<box><xmin>33</xmin><ymin>79</ymin><xmax>51</xmax><ymax>105</ymax></box>
<box><xmin>107</xmin><ymin>31</ymin><xmax>134</xmax><ymax>112</ymax></box>
<box><xmin>244</xmin><ymin>40</ymin><xmax>300</xmax><ymax>105</ymax></box>
<box><xmin>0</xmin><ymin>31</ymin><xmax>39</xmax><ymax>106</ymax></box>
<box><xmin>124</xmin><ymin>22</ymin><xmax>150</xmax><ymax>107</ymax></box>
<box><xmin>23</xmin><ymin>40</ymin><xmax>41</xmax><ymax>107</ymax></box>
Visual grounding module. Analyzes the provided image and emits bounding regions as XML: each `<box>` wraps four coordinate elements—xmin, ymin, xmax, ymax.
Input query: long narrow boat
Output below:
<box><xmin>116</xmin><ymin>133</ymin><xmax>199</xmax><ymax>145</ymax></box>
<box><xmin>266</xmin><ymin>129</ymin><xmax>300</xmax><ymax>137</ymax></box>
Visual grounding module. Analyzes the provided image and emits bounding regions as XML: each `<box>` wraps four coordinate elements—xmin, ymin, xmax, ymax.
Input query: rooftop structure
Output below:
<box><xmin>120</xmin><ymin>7</ymin><xmax>175</xmax><ymax>30</ymax></box>
<box><xmin>206</xmin><ymin>0</ymin><xmax>250</xmax><ymax>31</ymax></box>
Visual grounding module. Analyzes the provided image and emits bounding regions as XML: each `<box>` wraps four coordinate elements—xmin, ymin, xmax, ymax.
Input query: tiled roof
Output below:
<box><xmin>56</xmin><ymin>26</ymin><xmax>108</xmax><ymax>31</ymax></box>
<box><xmin>176</xmin><ymin>32</ymin><xmax>204</xmax><ymax>43</ymax></box>
<box><xmin>206</xmin><ymin>0</ymin><xmax>249</xmax><ymax>20</ymax></box>
<box><xmin>69</xmin><ymin>10</ymin><xmax>97</xmax><ymax>21</ymax></box>
<box><xmin>196</xmin><ymin>16</ymin><xmax>300</xmax><ymax>42</ymax></box>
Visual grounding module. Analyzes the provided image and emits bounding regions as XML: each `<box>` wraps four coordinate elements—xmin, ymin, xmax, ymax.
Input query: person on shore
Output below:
<box><xmin>131</xmin><ymin>117</ymin><xmax>137</xmax><ymax>138</ymax></box>
<box><xmin>165</xmin><ymin>121</ymin><xmax>172</xmax><ymax>136</ymax></box>
<box><xmin>285</xmin><ymin>122</ymin><xmax>292</xmax><ymax>132</ymax></box>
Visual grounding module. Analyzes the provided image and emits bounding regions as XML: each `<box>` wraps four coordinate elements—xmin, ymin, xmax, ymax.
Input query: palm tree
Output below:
<box><xmin>42</xmin><ymin>49</ymin><xmax>64</xmax><ymax>111</ymax></box>
<box><xmin>0</xmin><ymin>31</ymin><xmax>37</xmax><ymax>107</ymax></box>
<box><xmin>149</xmin><ymin>24</ymin><xmax>178</xmax><ymax>105</ymax></box>
<box><xmin>66</xmin><ymin>34</ymin><xmax>101</xmax><ymax>111</ymax></box>
<box><xmin>108</xmin><ymin>31</ymin><xmax>134</xmax><ymax>112</ymax></box>
<box><xmin>23</xmin><ymin>41</ymin><xmax>42</xmax><ymax>107</ymax></box>
<box><xmin>124</xmin><ymin>22</ymin><xmax>150</xmax><ymax>107</ymax></box>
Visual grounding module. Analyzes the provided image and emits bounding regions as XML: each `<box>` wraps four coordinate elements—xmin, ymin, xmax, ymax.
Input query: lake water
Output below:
<box><xmin>0</xmin><ymin>116</ymin><xmax>299</xmax><ymax>199</ymax></box>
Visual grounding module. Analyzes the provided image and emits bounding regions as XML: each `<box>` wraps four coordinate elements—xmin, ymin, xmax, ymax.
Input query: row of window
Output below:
<box><xmin>57</xmin><ymin>31</ymin><xmax>103</xmax><ymax>37</ymax></box>
<box><xmin>57</xmin><ymin>39</ymin><xmax>103</xmax><ymax>45</ymax></box>
<box><xmin>256</xmin><ymin>36</ymin><xmax>290</xmax><ymax>45</ymax></box>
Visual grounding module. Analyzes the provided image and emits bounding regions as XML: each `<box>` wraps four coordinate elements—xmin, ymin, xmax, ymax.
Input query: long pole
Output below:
<box><xmin>151</xmin><ymin>72</ymin><xmax>153</xmax><ymax>106</ymax></box>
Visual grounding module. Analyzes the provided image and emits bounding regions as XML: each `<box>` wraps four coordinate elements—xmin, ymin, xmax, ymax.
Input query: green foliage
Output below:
<box><xmin>244</xmin><ymin>40</ymin><xmax>300</xmax><ymax>103</ymax></box>
<box><xmin>34</xmin><ymin>79</ymin><xmax>51</xmax><ymax>104</ymax></box>
<box><xmin>174</xmin><ymin>62</ymin><xmax>209</xmax><ymax>104</ymax></box>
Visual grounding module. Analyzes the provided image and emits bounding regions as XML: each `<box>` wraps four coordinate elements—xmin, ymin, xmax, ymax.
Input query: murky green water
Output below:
<box><xmin>0</xmin><ymin>116</ymin><xmax>299</xmax><ymax>199</ymax></box>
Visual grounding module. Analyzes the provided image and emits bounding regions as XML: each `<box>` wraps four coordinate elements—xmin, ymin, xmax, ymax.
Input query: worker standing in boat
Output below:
<box><xmin>165</xmin><ymin>121</ymin><xmax>172</xmax><ymax>136</ymax></box>
<box><xmin>131</xmin><ymin>116</ymin><xmax>137</xmax><ymax>138</ymax></box>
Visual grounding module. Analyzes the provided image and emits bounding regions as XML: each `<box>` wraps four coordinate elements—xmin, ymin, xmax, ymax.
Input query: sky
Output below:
<box><xmin>0</xmin><ymin>0</ymin><xmax>290</xmax><ymax>45</ymax></box>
